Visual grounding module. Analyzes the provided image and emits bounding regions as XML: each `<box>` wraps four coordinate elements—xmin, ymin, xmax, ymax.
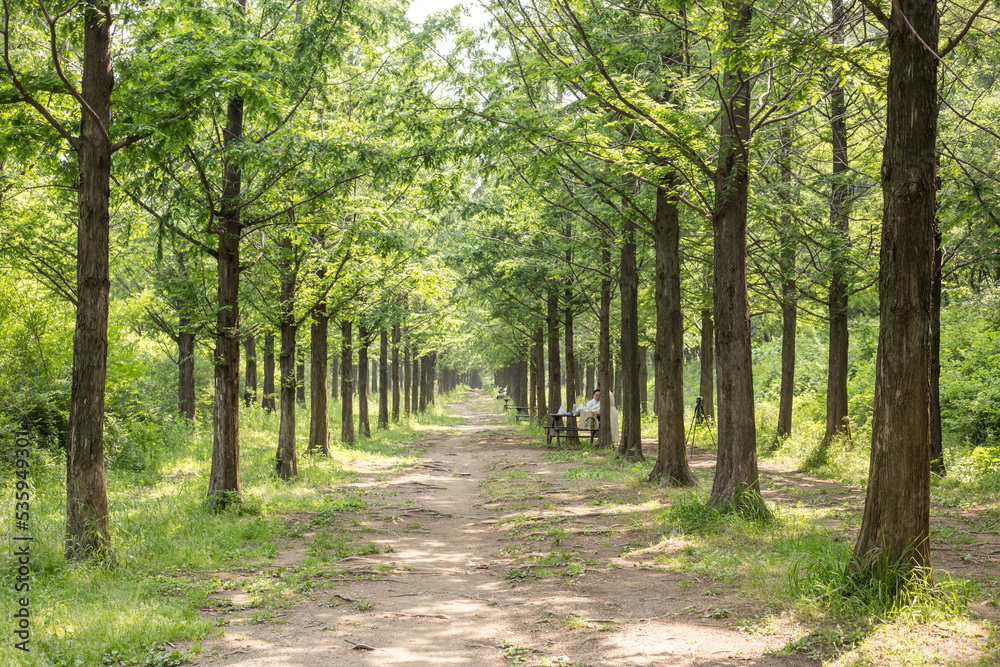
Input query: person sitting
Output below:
<box><xmin>583</xmin><ymin>389</ymin><xmax>600</xmax><ymax>412</ymax></box>
<box><xmin>496</xmin><ymin>386</ymin><xmax>508</xmax><ymax>400</ymax></box>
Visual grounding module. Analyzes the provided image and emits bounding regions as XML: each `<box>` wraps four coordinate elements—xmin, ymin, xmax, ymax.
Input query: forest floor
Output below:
<box><xmin>185</xmin><ymin>393</ymin><xmax>999</xmax><ymax>666</ymax></box>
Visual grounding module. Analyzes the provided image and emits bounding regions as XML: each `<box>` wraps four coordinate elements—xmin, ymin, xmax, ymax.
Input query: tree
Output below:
<box><xmin>851</xmin><ymin>0</ymin><xmax>939</xmax><ymax>576</ymax></box>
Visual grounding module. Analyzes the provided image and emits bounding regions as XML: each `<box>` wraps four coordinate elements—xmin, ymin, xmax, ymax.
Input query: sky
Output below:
<box><xmin>406</xmin><ymin>0</ymin><xmax>490</xmax><ymax>28</ymax></box>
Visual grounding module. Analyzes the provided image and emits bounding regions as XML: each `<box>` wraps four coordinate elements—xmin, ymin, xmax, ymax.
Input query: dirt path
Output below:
<box><xmin>190</xmin><ymin>400</ymin><xmax>822</xmax><ymax>666</ymax></box>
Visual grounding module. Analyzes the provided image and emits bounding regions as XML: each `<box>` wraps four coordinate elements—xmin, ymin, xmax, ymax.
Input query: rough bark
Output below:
<box><xmin>930</xmin><ymin>233</ymin><xmax>945</xmax><ymax>475</ymax></box>
<box><xmin>330</xmin><ymin>354</ymin><xmax>339</xmax><ymax>401</ymax></box>
<box><xmin>648</xmin><ymin>180</ymin><xmax>695</xmax><ymax>486</ymax></box>
<box><xmin>263</xmin><ymin>332</ymin><xmax>275</xmax><ymax>413</ymax></box>
<box><xmin>638</xmin><ymin>346</ymin><xmax>648</xmax><ymax>416</ymax></box>
<box><xmin>565</xmin><ymin>261</ymin><xmax>578</xmax><ymax>440</ymax></box>
<box><xmin>404</xmin><ymin>343</ymin><xmax>411</xmax><ymax>416</ymax></box>
<box><xmin>243</xmin><ymin>334</ymin><xmax>257</xmax><ymax>406</ymax></box>
<box><xmin>379</xmin><ymin>329</ymin><xmax>389</xmax><ymax>429</ymax></box>
<box><xmin>208</xmin><ymin>56</ymin><xmax>245</xmax><ymax>510</ymax></box>
<box><xmin>66</xmin><ymin>0</ymin><xmax>114</xmax><ymax>556</ymax></box>
<box><xmin>340</xmin><ymin>320</ymin><xmax>354</xmax><ymax>445</ymax></box>
<box><xmin>411</xmin><ymin>343</ymin><xmax>420</xmax><ymax>414</ymax></box>
<box><xmin>418</xmin><ymin>354</ymin><xmax>428</xmax><ymax>413</ymax></box>
<box><xmin>309</xmin><ymin>303</ymin><xmax>330</xmax><ymax>456</ymax></box>
<box><xmin>777</xmin><ymin>125</ymin><xmax>796</xmax><ymax>441</ymax></box>
<box><xmin>534</xmin><ymin>327</ymin><xmax>546</xmax><ymax>424</ymax></box>
<box><xmin>598</xmin><ymin>245</ymin><xmax>613</xmax><ymax>448</ymax></box>
<box><xmin>708</xmin><ymin>0</ymin><xmax>762</xmax><ymax>512</ymax></box>
<box><xmin>618</xmin><ymin>213</ymin><xmax>644</xmax><ymax>461</ymax></box>
<box><xmin>824</xmin><ymin>0</ymin><xmax>852</xmax><ymax>445</ymax></box>
<box><xmin>392</xmin><ymin>324</ymin><xmax>401</xmax><ymax>422</ymax></box>
<box><xmin>547</xmin><ymin>290</ymin><xmax>561</xmax><ymax>413</ymax></box>
<box><xmin>178</xmin><ymin>323</ymin><xmax>196</xmax><ymax>421</ymax></box>
<box><xmin>296</xmin><ymin>349</ymin><xmax>306</xmax><ymax>404</ymax></box>
<box><xmin>276</xmin><ymin>237</ymin><xmax>297</xmax><ymax>480</ymax></box>
<box><xmin>586</xmin><ymin>363</ymin><xmax>595</xmax><ymax>397</ymax></box>
<box><xmin>699</xmin><ymin>307</ymin><xmax>715</xmax><ymax>421</ymax></box>
<box><xmin>358</xmin><ymin>325</ymin><xmax>371</xmax><ymax>437</ymax></box>
<box><xmin>852</xmin><ymin>0</ymin><xmax>937</xmax><ymax>575</ymax></box>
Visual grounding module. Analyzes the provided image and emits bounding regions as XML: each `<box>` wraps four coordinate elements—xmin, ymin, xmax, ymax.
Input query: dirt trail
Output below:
<box><xmin>188</xmin><ymin>402</ymin><xmax>815</xmax><ymax>666</ymax></box>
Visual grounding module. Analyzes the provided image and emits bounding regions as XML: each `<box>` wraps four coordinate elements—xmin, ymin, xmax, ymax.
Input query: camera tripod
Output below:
<box><xmin>686</xmin><ymin>396</ymin><xmax>716</xmax><ymax>456</ymax></box>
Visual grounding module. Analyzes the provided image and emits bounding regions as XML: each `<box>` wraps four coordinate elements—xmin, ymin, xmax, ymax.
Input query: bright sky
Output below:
<box><xmin>406</xmin><ymin>0</ymin><xmax>490</xmax><ymax>28</ymax></box>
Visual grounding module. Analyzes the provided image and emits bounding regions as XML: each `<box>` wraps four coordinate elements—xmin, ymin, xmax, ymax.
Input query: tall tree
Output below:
<box><xmin>851</xmin><ymin>0</ymin><xmax>939</xmax><ymax>575</ymax></box>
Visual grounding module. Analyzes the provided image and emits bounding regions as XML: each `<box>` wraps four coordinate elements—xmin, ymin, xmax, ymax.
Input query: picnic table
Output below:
<box><xmin>544</xmin><ymin>413</ymin><xmax>597</xmax><ymax>446</ymax></box>
<box><xmin>513</xmin><ymin>406</ymin><xmax>531</xmax><ymax>422</ymax></box>
<box><xmin>502</xmin><ymin>397</ymin><xmax>511</xmax><ymax>411</ymax></box>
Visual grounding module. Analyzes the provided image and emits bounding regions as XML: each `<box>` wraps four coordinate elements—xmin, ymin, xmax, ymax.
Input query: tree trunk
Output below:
<box><xmin>276</xmin><ymin>237</ymin><xmax>297</xmax><ymax>480</ymax></box>
<box><xmin>565</xmin><ymin>250</ymin><xmax>578</xmax><ymax>440</ymax></box>
<box><xmin>404</xmin><ymin>343</ymin><xmax>411</xmax><ymax>416</ymax></box>
<box><xmin>330</xmin><ymin>354</ymin><xmax>339</xmax><ymax>401</ymax></box>
<box><xmin>648</xmin><ymin>179</ymin><xmax>695</xmax><ymax>486</ymax></box>
<box><xmin>66</xmin><ymin>0</ymin><xmax>114</xmax><ymax>556</ymax></box>
<box><xmin>309</xmin><ymin>303</ymin><xmax>330</xmax><ymax>456</ymax></box>
<box><xmin>708</xmin><ymin>0</ymin><xmax>761</xmax><ymax>512</ymax></box>
<box><xmin>586</xmin><ymin>363</ymin><xmax>595</xmax><ymax>397</ymax></box>
<box><xmin>243</xmin><ymin>333</ymin><xmax>257</xmax><ymax>406</ymax></box>
<box><xmin>263</xmin><ymin>332</ymin><xmax>275</xmax><ymax>413</ymax></box>
<box><xmin>529</xmin><ymin>348</ymin><xmax>537</xmax><ymax>419</ymax></box>
<box><xmin>534</xmin><ymin>327</ymin><xmax>546</xmax><ymax>424</ymax></box>
<box><xmin>547</xmin><ymin>290</ymin><xmax>561</xmax><ymax>413</ymax></box>
<box><xmin>699</xmin><ymin>307</ymin><xmax>714</xmax><ymax>421</ymax></box>
<box><xmin>340</xmin><ymin>321</ymin><xmax>354</xmax><ymax>445</ymax></box>
<box><xmin>418</xmin><ymin>354</ymin><xmax>428</xmax><ymax>413</ymax></box>
<box><xmin>208</xmin><ymin>64</ymin><xmax>245</xmax><ymax>510</ymax></box>
<box><xmin>598</xmin><ymin>245</ymin><xmax>613</xmax><ymax>448</ymax></box>
<box><xmin>412</xmin><ymin>343</ymin><xmax>420</xmax><ymax>414</ymax></box>
<box><xmin>276</xmin><ymin>319</ymin><xmax>297</xmax><ymax>478</ymax></box>
<box><xmin>517</xmin><ymin>357</ymin><xmax>528</xmax><ymax>407</ymax></box>
<box><xmin>379</xmin><ymin>329</ymin><xmax>389</xmax><ymax>429</ymax></box>
<box><xmin>852</xmin><ymin>0</ymin><xmax>937</xmax><ymax>575</ymax></box>
<box><xmin>639</xmin><ymin>346</ymin><xmax>648</xmax><ymax>416</ymax></box>
<box><xmin>296</xmin><ymin>348</ymin><xmax>306</xmax><ymax>404</ymax></box>
<box><xmin>392</xmin><ymin>324</ymin><xmax>401</xmax><ymax>422</ymax></box>
<box><xmin>618</xmin><ymin>212</ymin><xmax>644</xmax><ymax>461</ymax></box>
<box><xmin>825</xmin><ymin>0</ymin><xmax>851</xmax><ymax>445</ymax></box>
<box><xmin>358</xmin><ymin>325</ymin><xmax>371</xmax><ymax>437</ymax></box>
<box><xmin>930</xmin><ymin>232</ymin><xmax>945</xmax><ymax>475</ymax></box>
<box><xmin>777</xmin><ymin>125</ymin><xmax>796</xmax><ymax>441</ymax></box>
<box><xmin>178</xmin><ymin>322</ymin><xmax>196</xmax><ymax>421</ymax></box>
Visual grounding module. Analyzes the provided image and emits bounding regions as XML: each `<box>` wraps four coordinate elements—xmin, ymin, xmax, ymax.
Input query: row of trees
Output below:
<box><xmin>455</xmin><ymin>0</ymin><xmax>1000</xmax><ymax>583</ymax></box>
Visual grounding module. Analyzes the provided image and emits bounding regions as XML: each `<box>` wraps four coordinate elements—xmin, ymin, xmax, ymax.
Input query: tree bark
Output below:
<box><xmin>547</xmin><ymin>289</ymin><xmax>561</xmax><ymax>413</ymax></box>
<box><xmin>824</xmin><ymin>0</ymin><xmax>851</xmax><ymax>445</ymax></box>
<box><xmin>309</xmin><ymin>302</ymin><xmax>330</xmax><ymax>456</ymax></box>
<box><xmin>276</xmin><ymin>237</ymin><xmax>297</xmax><ymax>480</ymax></box>
<box><xmin>243</xmin><ymin>333</ymin><xmax>257</xmax><ymax>406</ymax></box>
<box><xmin>639</xmin><ymin>345</ymin><xmax>648</xmax><ymax>416</ymax></box>
<box><xmin>296</xmin><ymin>348</ymin><xmax>306</xmax><ymax>404</ymax></box>
<box><xmin>263</xmin><ymin>332</ymin><xmax>275</xmax><ymax>413</ymax></box>
<box><xmin>648</xmin><ymin>179</ymin><xmax>695</xmax><ymax>485</ymax></box>
<box><xmin>340</xmin><ymin>320</ymin><xmax>354</xmax><ymax>445</ymax></box>
<box><xmin>699</xmin><ymin>307</ymin><xmax>714</xmax><ymax>421</ymax></box>
<box><xmin>565</xmin><ymin>244</ymin><xmax>578</xmax><ymax>440</ymax></box>
<box><xmin>777</xmin><ymin>125</ymin><xmax>796</xmax><ymax>441</ymax></box>
<box><xmin>412</xmin><ymin>343</ymin><xmax>420</xmax><ymax>414</ymax></box>
<box><xmin>427</xmin><ymin>351</ymin><xmax>437</xmax><ymax>406</ymax></box>
<box><xmin>852</xmin><ymin>0</ymin><xmax>938</xmax><ymax>575</ymax></box>
<box><xmin>330</xmin><ymin>354</ymin><xmax>339</xmax><ymax>401</ymax></box>
<box><xmin>208</xmin><ymin>62</ymin><xmax>245</xmax><ymax>510</ymax></box>
<box><xmin>708</xmin><ymin>0</ymin><xmax>761</xmax><ymax>512</ymax></box>
<box><xmin>392</xmin><ymin>324</ymin><xmax>401</xmax><ymax>422</ymax></box>
<box><xmin>404</xmin><ymin>343</ymin><xmax>411</xmax><ymax>416</ymax></box>
<box><xmin>178</xmin><ymin>322</ymin><xmax>196</xmax><ymax>421</ymax></box>
<box><xmin>930</xmin><ymin>232</ymin><xmax>944</xmax><ymax>475</ymax></box>
<box><xmin>534</xmin><ymin>327</ymin><xmax>546</xmax><ymax>424</ymax></box>
<box><xmin>618</xmin><ymin>211</ymin><xmax>644</xmax><ymax>461</ymax></box>
<box><xmin>358</xmin><ymin>325</ymin><xmax>371</xmax><ymax>436</ymax></box>
<box><xmin>598</xmin><ymin>244</ymin><xmax>613</xmax><ymax>448</ymax></box>
<box><xmin>379</xmin><ymin>329</ymin><xmax>389</xmax><ymax>429</ymax></box>
<box><xmin>66</xmin><ymin>0</ymin><xmax>114</xmax><ymax>556</ymax></box>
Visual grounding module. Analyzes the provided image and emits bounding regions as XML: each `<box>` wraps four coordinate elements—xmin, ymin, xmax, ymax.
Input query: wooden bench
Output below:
<box><xmin>514</xmin><ymin>406</ymin><xmax>531</xmax><ymax>421</ymax></box>
<box><xmin>545</xmin><ymin>425</ymin><xmax>596</xmax><ymax>446</ymax></box>
<box><xmin>502</xmin><ymin>397</ymin><xmax>511</xmax><ymax>411</ymax></box>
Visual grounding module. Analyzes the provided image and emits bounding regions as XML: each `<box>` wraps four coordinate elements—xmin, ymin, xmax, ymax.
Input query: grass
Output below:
<box><xmin>0</xmin><ymin>391</ymin><xmax>464</xmax><ymax>667</ymax></box>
